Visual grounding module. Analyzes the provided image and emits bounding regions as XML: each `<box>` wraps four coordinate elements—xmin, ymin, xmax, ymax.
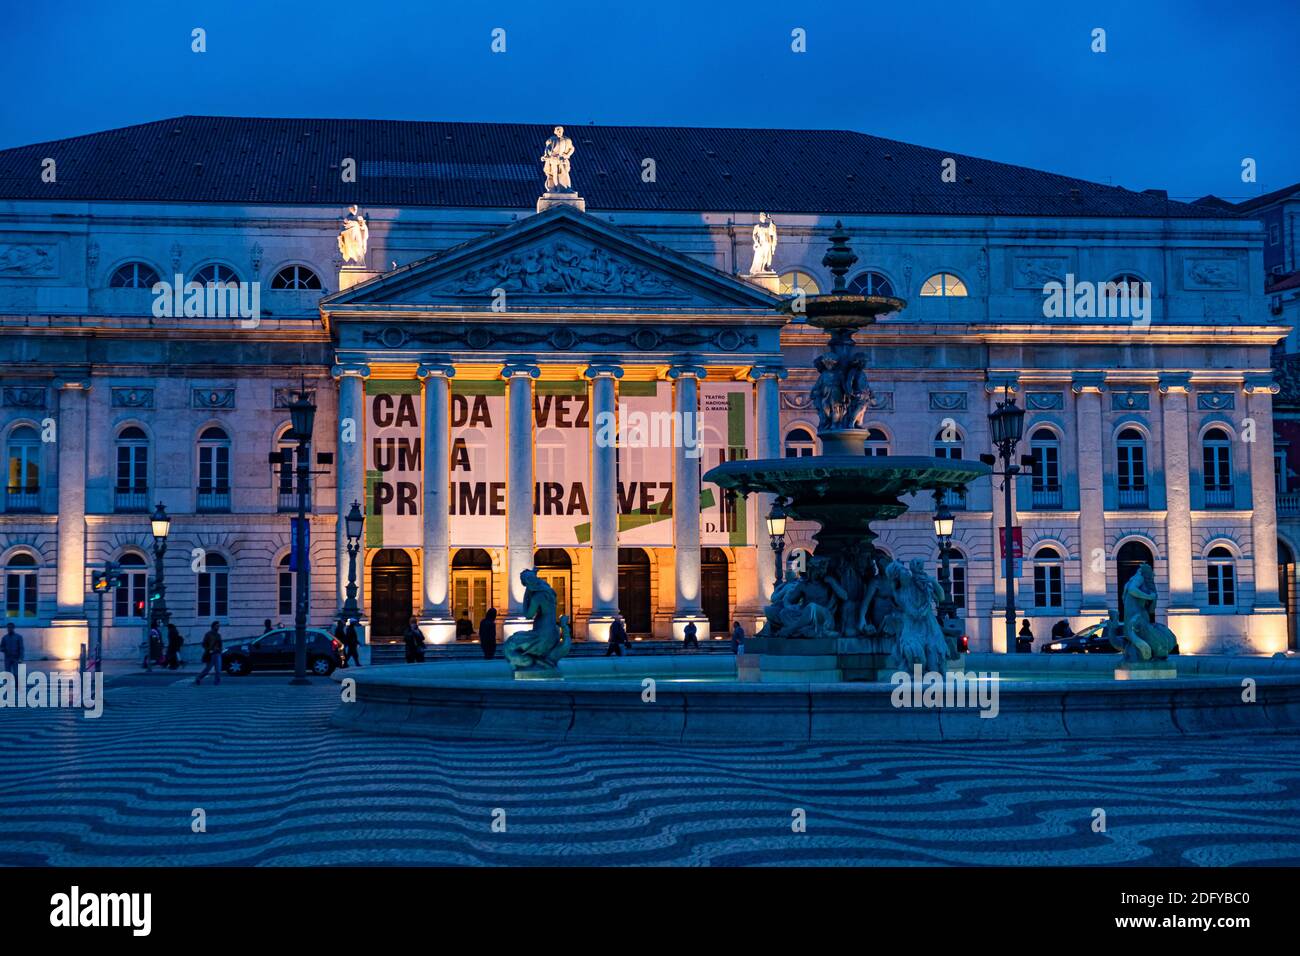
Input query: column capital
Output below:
<box><xmin>417</xmin><ymin>362</ymin><xmax>457</xmax><ymax>380</ymax></box>
<box><xmin>1158</xmin><ymin>371</ymin><xmax>1192</xmax><ymax>394</ymax></box>
<box><xmin>667</xmin><ymin>363</ymin><xmax>708</xmax><ymax>380</ymax></box>
<box><xmin>1070</xmin><ymin>371</ymin><xmax>1106</xmax><ymax>394</ymax></box>
<box><xmin>583</xmin><ymin>362</ymin><xmax>624</xmax><ymax>380</ymax></box>
<box><xmin>984</xmin><ymin>372</ymin><xmax>1019</xmax><ymax>394</ymax></box>
<box><xmin>331</xmin><ymin>362</ymin><xmax>372</xmax><ymax>380</ymax></box>
<box><xmin>1243</xmin><ymin>373</ymin><xmax>1280</xmax><ymax>395</ymax></box>
<box><xmin>501</xmin><ymin>362</ymin><xmax>541</xmax><ymax>379</ymax></box>
<box><xmin>747</xmin><ymin>364</ymin><xmax>788</xmax><ymax>382</ymax></box>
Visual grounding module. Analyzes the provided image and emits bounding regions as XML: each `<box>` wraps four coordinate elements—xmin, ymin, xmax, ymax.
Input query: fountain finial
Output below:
<box><xmin>822</xmin><ymin>221</ymin><xmax>858</xmax><ymax>292</ymax></box>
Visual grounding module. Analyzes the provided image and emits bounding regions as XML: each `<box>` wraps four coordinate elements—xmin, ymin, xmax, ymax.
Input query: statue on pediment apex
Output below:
<box><xmin>541</xmin><ymin>126</ymin><xmax>576</xmax><ymax>192</ymax></box>
<box><xmin>748</xmin><ymin>212</ymin><xmax>778</xmax><ymax>275</ymax></box>
<box><xmin>337</xmin><ymin>205</ymin><xmax>369</xmax><ymax>265</ymax></box>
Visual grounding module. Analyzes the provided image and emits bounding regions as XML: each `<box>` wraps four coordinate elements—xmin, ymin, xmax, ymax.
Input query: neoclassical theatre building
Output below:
<box><xmin>0</xmin><ymin>117</ymin><xmax>1291</xmax><ymax>659</ymax></box>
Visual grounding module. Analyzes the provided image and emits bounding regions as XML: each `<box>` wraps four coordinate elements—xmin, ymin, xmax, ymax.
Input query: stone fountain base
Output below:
<box><xmin>739</xmin><ymin>636</ymin><xmax>894</xmax><ymax>682</ymax></box>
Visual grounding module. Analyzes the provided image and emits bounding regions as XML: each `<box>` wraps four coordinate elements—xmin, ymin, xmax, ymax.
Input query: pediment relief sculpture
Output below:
<box><xmin>441</xmin><ymin>241</ymin><xmax>683</xmax><ymax>297</ymax></box>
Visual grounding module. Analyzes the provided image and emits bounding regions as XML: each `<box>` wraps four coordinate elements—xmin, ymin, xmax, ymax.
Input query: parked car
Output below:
<box><xmin>223</xmin><ymin>627</ymin><xmax>345</xmax><ymax>676</ymax></box>
<box><xmin>1041</xmin><ymin>620</ymin><xmax>1179</xmax><ymax>655</ymax></box>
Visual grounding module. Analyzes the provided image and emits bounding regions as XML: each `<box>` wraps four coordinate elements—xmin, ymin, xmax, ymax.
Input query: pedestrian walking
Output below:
<box><xmin>261</xmin><ymin>619</ymin><xmax>274</xmax><ymax>635</ymax></box>
<box><xmin>334</xmin><ymin>616</ymin><xmax>347</xmax><ymax>665</ymax></box>
<box><xmin>1017</xmin><ymin>619</ymin><xmax>1035</xmax><ymax>654</ymax></box>
<box><xmin>683</xmin><ymin>620</ymin><xmax>699</xmax><ymax>649</ymax></box>
<box><xmin>165</xmin><ymin>621</ymin><xmax>184</xmax><ymax>669</ymax></box>
<box><xmin>731</xmin><ymin>620</ymin><xmax>746</xmax><ymax>655</ymax></box>
<box><xmin>195</xmin><ymin>621</ymin><xmax>223</xmax><ymax>685</ymax></box>
<box><xmin>1</xmin><ymin>622</ymin><xmax>23</xmax><ymax>675</ymax></box>
<box><xmin>343</xmin><ymin>618</ymin><xmax>362</xmax><ymax>668</ymax></box>
<box><xmin>605</xmin><ymin>616</ymin><xmax>628</xmax><ymax>656</ymax></box>
<box><xmin>403</xmin><ymin>616</ymin><xmax>425</xmax><ymax>663</ymax></box>
<box><xmin>478</xmin><ymin>607</ymin><xmax>498</xmax><ymax>660</ymax></box>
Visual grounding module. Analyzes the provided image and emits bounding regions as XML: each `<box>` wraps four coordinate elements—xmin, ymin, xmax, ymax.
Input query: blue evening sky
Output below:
<box><xmin>3</xmin><ymin>0</ymin><xmax>1296</xmax><ymax>201</ymax></box>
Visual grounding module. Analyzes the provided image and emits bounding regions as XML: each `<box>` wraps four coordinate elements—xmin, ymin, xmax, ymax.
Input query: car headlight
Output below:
<box><xmin>1049</xmin><ymin>643</ymin><xmax>1063</xmax><ymax>650</ymax></box>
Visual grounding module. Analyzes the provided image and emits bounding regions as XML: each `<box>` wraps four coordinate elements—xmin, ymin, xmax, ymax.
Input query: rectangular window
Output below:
<box><xmin>1117</xmin><ymin>445</ymin><xmax>1146</xmax><ymax>490</ymax></box>
<box><xmin>1032</xmin><ymin>445</ymin><xmax>1060</xmax><ymax>491</ymax></box>
<box><xmin>113</xmin><ymin>571</ymin><xmax>147</xmax><ymax>619</ymax></box>
<box><xmin>1208</xmin><ymin>566</ymin><xmax>1236</xmax><ymax>608</ymax></box>
<box><xmin>278</xmin><ymin>570</ymin><xmax>293</xmax><ymax>617</ymax></box>
<box><xmin>1033</xmin><ymin>565</ymin><xmax>1062</xmax><ymax>608</ymax></box>
<box><xmin>5</xmin><ymin>573</ymin><xmax>37</xmax><ymax>618</ymax></box>
<box><xmin>116</xmin><ymin>445</ymin><xmax>148</xmax><ymax>491</ymax></box>
<box><xmin>1203</xmin><ymin>445</ymin><xmax>1232</xmax><ymax>490</ymax></box>
<box><xmin>198</xmin><ymin>572</ymin><xmax>228</xmax><ymax>618</ymax></box>
<box><xmin>199</xmin><ymin>446</ymin><xmax>230</xmax><ymax>491</ymax></box>
<box><xmin>951</xmin><ymin>565</ymin><xmax>966</xmax><ymax>609</ymax></box>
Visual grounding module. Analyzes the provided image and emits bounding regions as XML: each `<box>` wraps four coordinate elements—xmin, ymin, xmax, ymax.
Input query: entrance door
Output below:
<box><xmin>451</xmin><ymin>548</ymin><xmax>493</xmax><ymax>633</ymax></box>
<box><xmin>534</xmin><ymin>548</ymin><xmax>572</xmax><ymax>620</ymax></box>
<box><xmin>701</xmin><ymin>547</ymin><xmax>730</xmax><ymax>637</ymax></box>
<box><xmin>617</xmin><ymin>547</ymin><xmax>651</xmax><ymax>635</ymax></box>
<box><xmin>370</xmin><ymin>549</ymin><xmax>413</xmax><ymax>638</ymax></box>
<box><xmin>1280</xmin><ymin>540</ymin><xmax>1297</xmax><ymax>650</ymax></box>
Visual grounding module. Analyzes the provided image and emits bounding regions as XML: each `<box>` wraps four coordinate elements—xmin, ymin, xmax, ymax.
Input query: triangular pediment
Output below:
<box><xmin>322</xmin><ymin>204</ymin><xmax>780</xmax><ymax>313</ymax></box>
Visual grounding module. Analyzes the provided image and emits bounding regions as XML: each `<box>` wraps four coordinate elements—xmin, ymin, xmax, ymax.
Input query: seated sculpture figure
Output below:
<box><xmin>758</xmin><ymin>558</ymin><xmax>839</xmax><ymax>639</ymax></box>
<box><xmin>503</xmin><ymin>569</ymin><xmax>571</xmax><ymax>671</ymax></box>
<box><xmin>887</xmin><ymin>558</ymin><xmax>949</xmax><ymax>673</ymax></box>
<box><xmin>1111</xmin><ymin>564</ymin><xmax>1178</xmax><ymax>662</ymax></box>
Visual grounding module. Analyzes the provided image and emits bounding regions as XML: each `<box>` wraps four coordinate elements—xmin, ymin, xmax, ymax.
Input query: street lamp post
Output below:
<box><xmin>985</xmin><ymin>388</ymin><xmax>1027</xmax><ymax>654</ymax></box>
<box><xmin>766</xmin><ymin>498</ymin><xmax>788</xmax><ymax>588</ymax></box>
<box><xmin>149</xmin><ymin>501</ymin><xmax>171</xmax><ymax>633</ymax></box>
<box><xmin>341</xmin><ymin>500</ymin><xmax>364</xmax><ymax>623</ymax></box>
<box><xmin>287</xmin><ymin>387</ymin><xmax>316</xmax><ymax>685</ymax></box>
<box><xmin>90</xmin><ymin>561</ymin><xmax>124</xmax><ymax>672</ymax></box>
<box><xmin>932</xmin><ymin>495</ymin><xmax>956</xmax><ymax>621</ymax></box>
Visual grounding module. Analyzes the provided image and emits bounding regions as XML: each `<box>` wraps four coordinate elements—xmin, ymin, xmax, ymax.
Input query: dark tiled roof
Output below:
<box><xmin>1269</xmin><ymin>271</ymin><xmax>1300</xmax><ymax>294</ymax></box>
<box><xmin>0</xmin><ymin>115</ymin><xmax>1233</xmax><ymax>219</ymax></box>
<box><xmin>1236</xmin><ymin>182</ymin><xmax>1300</xmax><ymax>213</ymax></box>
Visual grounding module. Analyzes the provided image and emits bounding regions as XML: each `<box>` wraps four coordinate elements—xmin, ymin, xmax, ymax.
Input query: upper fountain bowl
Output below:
<box><xmin>780</xmin><ymin>293</ymin><xmax>907</xmax><ymax>329</ymax></box>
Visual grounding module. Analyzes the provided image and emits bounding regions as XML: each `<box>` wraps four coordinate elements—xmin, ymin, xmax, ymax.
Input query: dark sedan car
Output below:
<box><xmin>1041</xmin><ymin>620</ymin><xmax>1179</xmax><ymax>655</ymax></box>
<box><xmin>223</xmin><ymin>628</ymin><xmax>345</xmax><ymax>676</ymax></box>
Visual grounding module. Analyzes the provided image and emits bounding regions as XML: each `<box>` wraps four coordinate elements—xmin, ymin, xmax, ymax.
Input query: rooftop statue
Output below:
<box><xmin>749</xmin><ymin>212</ymin><xmax>778</xmax><ymax>275</ymax></box>
<box><xmin>503</xmin><ymin>569</ymin><xmax>572</xmax><ymax>672</ymax></box>
<box><xmin>541</xmin><ymin>126</ymin><xmax>576</xmax><ymax>192</ymax></box>
<box><xmin>337</xmin><ymin>205</ymin><xmax>368</xmax><ymax>265</ymax></box>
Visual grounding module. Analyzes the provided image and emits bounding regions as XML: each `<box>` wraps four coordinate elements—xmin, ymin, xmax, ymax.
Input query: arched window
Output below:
<box><xmin>192</xmin><ymin>263</ymin><xmax>241</xmax><ymax>287</ymax></box>
<box><xmin>277</xmin><ymin>554</ymin><xmax>297</xmax><ymax>618</ymax></box>
<box><xmin>5</xmin><ymin>425</ymin><xmax>41</xmax><ymax>512</ymax></box>
<box><xmin>197</xmin><ymin>553</ymin><xmax>229</xmax><ymax>619</ymax></box>
<box><xmin>920</xmin><ymin>272</ymin><xmax>968</xmax><ymax>297</ymax></box>
<box><xmin>942</xmin><ymin>546</ymin><xmax>967</xmax><ymax>610</ymax></box>
<box><xmin>109</xmin><ymin>261</ymin><xmax>161</xmax><ymax>289</ymax></box>
<box><xmin>197</xmin><ymin>427</ymin><xmax>231</xmax><ymax>513</ymax></box>
<box><xmin>1207</xmin><ymin>546</ymin><xmax>1237</xmax><ymax>609</ymax></box>
<box><xmin>1104</xmin><ymin>274</ymin><xmax>1148</xmax><ymax>302</ymax></box>
<box><xmin>114</xmin><ymin>426</ymin><xmax>149</xmax><ymax>512</ymax></box>
<box><xmin>1203</xmin><ymin>427</ymin><xmax>1233</xmax><ymax>508</ymax></box>
<box><xmin>1029</xmin><ymin>427</ymin><xmax>1062</xmax><ymax>509</ymax></box>
<box><xmin>784</xmin><ymin>427</ymin><xmax>816</xmax><ymax>458</ymax></box>
<box><xmin>4</xmin><ymin>552</ymin><xmax>38</xmax><ymax>618</ymax></box>
<box><xmin>864</xmin><ymin>428</ymin><xmax>890</xmax><ymax>457</ymax></box>
<box><xmin>113</xmin><ymin>553</ymin><xmax>148</xmax><ymax>619</ymax></box>
<box><xmin>846</xmin><ymin>271</ymin><xmax>894</xmax><ymax>297</ymax></box>
<box><xmin>1116</xmin><ymin>427</ymin><xmax>1148</xmax><ymax>509</ymax></box>
<box><xmin>934</xmin><ymin>426</ymin><xmax>966</xmax><ymax>507</ymax></box>
<box><xmin>270</xmin><ymin>265</ymin><xmax>322</xmax><ymax>290</ymax></box>
<box><xmin>1033</xmin><ymin>546</ymin><xmax>1064</xmax><ymax>610</ymax></box>
<box><xmin>778</xmin><ymin>270</ymin><xmax>820</xmax><ymax>297</ymax></box>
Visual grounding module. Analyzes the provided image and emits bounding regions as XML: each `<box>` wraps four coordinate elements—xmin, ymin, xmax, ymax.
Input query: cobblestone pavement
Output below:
<box><xmin>2</xmin><ymin>678</ymin><xmax>1300</xmax><ymax>866</ymax></box>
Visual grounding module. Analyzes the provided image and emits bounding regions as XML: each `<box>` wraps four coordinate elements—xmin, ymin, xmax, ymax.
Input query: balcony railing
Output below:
<box><xmin>114</xmin><ymin>488</ymin><xmax>149</xmax><ymax>513</ymax></box>
<box><xmin>196</xmin><ymin>485</ymin><xmax>232</xmax><ymax>513</ymax></box>
<box><xmin>1030</xmin><ymin>486</ymin><xmax>1063</xmax><ymax>510</ymax></box>
<box><xmin>1203</xmin><ymin>487</ymin><xmax>1234</xmax><ymax>510</ymax></box>
<box><xmin>5</xmin><ymin>486</ymin><xmax>40</xmax><ymax>513</ymax></box>
<box><xmin>1117</xmin><ymin>486</ymin><xmax>1149</xmax><ymax>509</ymax></box>
<box><xmin>278</xmin><ymin>488</ymin><xmax>312</xmax><ymax>512</ymax></box>
<box><xmin>1279</xmin><ymin>492</ymin><xmax>1300</xmax><ymax>517</ymax></box>
<box><xmin>940</xmin><ymin>488</ymin><xmax>967</xmax><ymax>511</ymax></box>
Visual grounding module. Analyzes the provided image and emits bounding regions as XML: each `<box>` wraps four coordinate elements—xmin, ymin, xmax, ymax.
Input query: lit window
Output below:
<box><xmin>864</xmin><ymin>428</ymin><xmax>890</xmax><ymax>457</ymax></box>
<box><xmin>1033</xmin><ymin>547</ymin><xmax>1064</xmax><ymax>610</ymax></box>
<box><xmin>920</xmin><ymin>273</ymin><xmax>967</xmax><ymax>297</ymax></box>
<box><xmin>109</xmin><ymin>262</ymin><xmax>161</xmax><ymax>289</ymax></box>
<box><xmin>193</xmin><ymin>263</ymin><xmax>241</xmax><ymax>287</ymax></box>
<box><xmin>784</xmin><ymin>427</ymin><xmax>816</xmax><ymax>458</ymax></box>
<box><xmin>846</xmin><ymin>271</ymin><xmax>894</xmax><ymax>297</ymax></box>
<box><xmin>113</xmin><ymin>553</ymin><xmax>148</xmax><ymax>619</ymax></box>
<box><xmin>4</xmin><ymin>552</ymin><xmax>38</xmax><ymax>618</ymax></box>
<box><xmin>197</xmin><ymin>553</ymin><xmax>229</xmax><ymax>619</ymax></box>
<box><xmin>6</xmin><ymin>425</ymin><xmax>41</xmax><ymax>494</ymax></box>
<box><xmin>1206</xmin><ymin>546</ymin><xmax>1236</xmax><ymax>609</ymax></box>
<box><xmin>778</xmin><ymin>270</ymin><xmax>820</xmax><ymax>297</ymax></box>
<box><xmin>271</xmin><ymin>265</ymin><xmax>322</xmax><ymax>290</ymax></box>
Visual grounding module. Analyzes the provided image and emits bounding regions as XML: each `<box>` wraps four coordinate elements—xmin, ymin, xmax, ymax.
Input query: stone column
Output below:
<box><xmin>584</xmin><ymin>361</ymin><xmax>623</xmax><ymax>641</ymax></box>
<box><xmin>749</xmin><ymin>365</ymin><xmax>787</xmax><ymax>608</ymax></box>
<box><xmin>669</xmin><ymin>363</ymin><xmax>708</xmax><ymax>638</ymax></box>
<box><xmin>418</xmin><ymin>362</ymin><xmax>456</xmax><ymax>643</ymax></box>
<box><xmin>1158</xmin><ymin>372</ymin><xmax>1195</xmax><ymax>610</ymax></box>
<box><xmin>331</xmin><ymin>363</ymin><xmax>370</xmax><ymax>629</ymax></box>
<box><xmin>502</xmin><ymin>361</ymin><xmax>540</xmax><ymax>632</ymax></box>
<box><xmin>50</xmin><ymin>376</ymin><xmax>90</xmax><ymax>654</ymax></box>
<box><xmin>1245</xmin><ymin>375</ymin><xmax>1286</xmax><ymax>651</ymax></box>
<box><xmin>1072</xmin><ymin>373</ymin><xmax>1108</xmax><ymax>614</ymax></box>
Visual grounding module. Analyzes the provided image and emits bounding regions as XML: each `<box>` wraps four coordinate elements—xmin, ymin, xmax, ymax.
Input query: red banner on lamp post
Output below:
<box><xmin>999</xmin><ymin>526</ymin><xmax>1023</xmax><ymax>577</ymax></box>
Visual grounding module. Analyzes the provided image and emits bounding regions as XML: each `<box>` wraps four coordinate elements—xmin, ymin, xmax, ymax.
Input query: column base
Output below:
<box><xmin>502</xmin><ymin>616</ymin><xmax>533</xmax><ymax>638</ymax></box>
<box><xmin>671</xmin><ymin>614</ymin><xmax>711</xmax><ymax>641</ymax></box>
<box><xmin>586</xmin><ymin>612</ymin><xmax>619</xmax><ymax>643</ymax></box>
<box><xmin>417</xmin><ymin>615</ymin><xmax>457</xmax><ymax>645</ymax></box>
<box><xmin>47</xmin><ymin>617</ymin><xmax>90</xmax><ymax>661</ymax></box>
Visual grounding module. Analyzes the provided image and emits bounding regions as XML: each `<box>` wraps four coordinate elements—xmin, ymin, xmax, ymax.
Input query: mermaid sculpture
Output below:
<box><xmin>503</xmin><ymin>569</ymin><xmax>571</xmax><ymax>672</ymax></box>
